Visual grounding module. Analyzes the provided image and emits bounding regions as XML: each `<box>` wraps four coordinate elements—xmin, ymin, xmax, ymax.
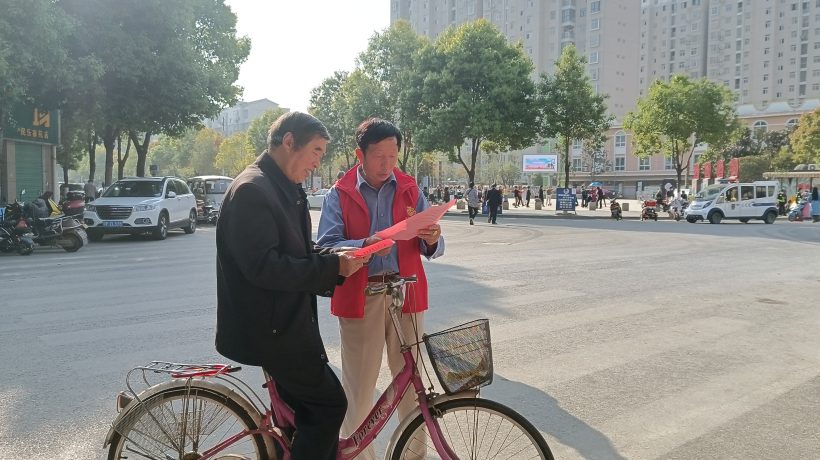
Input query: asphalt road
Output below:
<box><xmin>1</xmin><ymin>213</ymin><xmax>819</xmax><ymax>459</ymax></box>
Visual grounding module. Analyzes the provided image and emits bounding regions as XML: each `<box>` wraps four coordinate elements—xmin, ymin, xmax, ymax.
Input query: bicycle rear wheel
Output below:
<box><xmin>108</xmin><ymin>386</ymin><xmax>268</xmax><ymax>460</ymax></box>
<box><xmin>390</xmin><ymin>397</ymin><xmax>553</xmax><ymax>460</ymax></box>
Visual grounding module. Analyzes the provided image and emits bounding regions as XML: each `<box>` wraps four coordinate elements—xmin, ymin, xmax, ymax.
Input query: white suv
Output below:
<box><xmin>83</xmin><ymin>177</ymin><xmax>197</xmax><ymax>241</ymax></box>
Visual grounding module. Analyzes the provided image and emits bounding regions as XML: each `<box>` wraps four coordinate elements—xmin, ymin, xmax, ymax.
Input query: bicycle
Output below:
<box><xmin>104</xmin><ymin>276</ymin><xmax>554</xmax><ymax>460</ymax></box>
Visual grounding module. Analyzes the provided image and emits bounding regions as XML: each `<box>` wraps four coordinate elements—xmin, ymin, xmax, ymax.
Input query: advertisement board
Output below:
<box><xmin>555</xmin><ymin>187</ymin><xmax>576</xmax><ymax>211</ymax></box>
<box><xmin>522</xmin><ymin>154</ymin><xmax>558</xmax><ymax>172</ymax></box>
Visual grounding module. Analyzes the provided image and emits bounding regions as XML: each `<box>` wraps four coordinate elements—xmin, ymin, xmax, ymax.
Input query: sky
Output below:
<box><xmin>224</xmin><ymin>0</ymin><xmax>391</xmax><ymax>112</ymax></box>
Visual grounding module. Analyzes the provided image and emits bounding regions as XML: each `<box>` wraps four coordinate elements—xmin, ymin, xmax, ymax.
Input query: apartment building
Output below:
<box><xmin>203</xmin><ymin>98</ymin><xmax>283</xmax><ymax>137</ymax></box>
<box><xmin>392</xmin><ymin>0</ymin><xmax>820</xmax><ymax>196</ymax></box>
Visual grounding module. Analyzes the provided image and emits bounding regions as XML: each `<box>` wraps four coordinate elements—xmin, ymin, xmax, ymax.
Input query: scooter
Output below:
<box><xmin>60</xmin><ymin>191</ymin><xmax>86</xmax><ymax>217</ymax></box>
<box><xmin>641</xmin><ymin>200</ymin><xmax>659</xmax><ymax>221</ymax></box>
<box><xmin>667</xmin><ymin>197</ymin><xmax>688</xmax><ymax>221</ymax></box>
<box><xmin>610</xmin><ymin>200</ymin><xmax>623</xmax><ymax>220</ymax></box>
<box><xmin>0</xmin><ymin>204</ymin><xmax>35</xmax><ymax>255</ymax></box>
<box><xmin>8</xmin><ymin>202</ymin><xmax>88</xmax><ymax>252</ymax></box>
<box><xmin>787</xmin><ymin>200</ymin><xmax>812</xmax><ymax>222</ymax></box>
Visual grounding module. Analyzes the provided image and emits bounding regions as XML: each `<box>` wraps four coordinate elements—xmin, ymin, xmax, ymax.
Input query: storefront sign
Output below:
<box><xmin>2</xmin><ymin>105</ymin><xmax>60</xmax><ymax>145</ymax></box>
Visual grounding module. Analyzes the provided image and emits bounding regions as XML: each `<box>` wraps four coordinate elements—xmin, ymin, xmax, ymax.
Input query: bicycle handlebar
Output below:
<box><xmin>364</xmin><ymin>275</ymin><xmax>417</xmax><ymax>296</ymax></box>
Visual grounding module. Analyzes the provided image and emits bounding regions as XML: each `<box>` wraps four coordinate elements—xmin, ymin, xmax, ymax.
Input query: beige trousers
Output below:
<box><xmin>339</xmin><ymin>289</ymin><xmax>425</xmax><ymax>459</ymax></box>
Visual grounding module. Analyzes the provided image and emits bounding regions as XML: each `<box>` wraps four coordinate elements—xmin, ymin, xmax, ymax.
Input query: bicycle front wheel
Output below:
<box><xmin>390</xmin><ymin>397</ymin><xmax>553</xmax><ymax>460</ymax></box>
<box><xmin>108</xmin><ymin>386</ymin><xmax>268</xmax><ymax>460</ymax></box>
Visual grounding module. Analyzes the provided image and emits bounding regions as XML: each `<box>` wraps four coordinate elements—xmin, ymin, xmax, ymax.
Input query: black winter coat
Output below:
<box><xmin>216</xmin><ymin>153</ymin><xmax>341</xmax><ymax>371</ymax></box>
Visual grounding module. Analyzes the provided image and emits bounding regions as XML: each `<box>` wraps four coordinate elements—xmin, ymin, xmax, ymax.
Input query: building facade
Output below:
<box><xmin>203</xmin><ymin>98</ymin><xmax>283</xmax><ymax>137</ymax></box>
<box><xmin>393</xmin><ymin>0</ymin><xmax>820</xmax><ymax>197</ymax></box>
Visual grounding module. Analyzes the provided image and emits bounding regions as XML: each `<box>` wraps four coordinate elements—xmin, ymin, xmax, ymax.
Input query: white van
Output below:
<box><xmin>685</xmin><ymin>180</ymin><xmax>780</xmax><ymax>224</ymax></box>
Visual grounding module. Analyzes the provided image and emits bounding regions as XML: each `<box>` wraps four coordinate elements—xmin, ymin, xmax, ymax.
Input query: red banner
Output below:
<box><xmin>693</xmin><ymin>163</ymin><xmax>700</xmax><ymax>180</ymax></box>
<box><xmin>716</xmin><ymin>160</ymin><xmax>725</xmax><ymax>178</ymax></box>
<box><xmin>704</xmin><ymin>162</ymin><xmax>712</xmax><ymax>179</ymax></box>
<box><xmin>729</xmin><ymin>157</ymin><xmax>740</xmax><ymax>178</ymax></box>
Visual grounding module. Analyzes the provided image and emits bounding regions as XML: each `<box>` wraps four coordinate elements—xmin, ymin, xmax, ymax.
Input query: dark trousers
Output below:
<box><xmin>264</xmin><ymin>361</ymin><xmax>347</xmax><ymax>460</ymax></box>
<box><xmin>468</xmin><ymin>206</ymin><xmax>479</xmax><ymax>220</ymax></box>
<box><xmin>489</xmin><ymin>204</ymin><xmax>499</xmax><ymax>223</ymax></box>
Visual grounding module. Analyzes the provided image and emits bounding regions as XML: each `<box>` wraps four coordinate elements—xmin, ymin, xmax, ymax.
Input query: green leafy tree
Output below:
<box><xmin>308</xmin><ymin>70</ymin><xmax>389</xmax><ymax>173</ymax></box>
<box><xmin>59</xmin><ymin>0</ymin><xmax>250</xmax><ymax>184</ymax></box>
<box><xmin>0</xmin><ymin>0</ymin><xmax>99</xmax><ymax>140</ymax></box>
<box><xmin>309</xmin><ymin>71</ymin><xmax>352</xmax><ymax>167</ymax></box>
<box><xmin>537</xmin><ymin>44</ymin><xmax>612</xmax><ymax>187</ymax></box>
<box><xmin>247</xmin><ymin>108</ymin><xmax>288</xmax><ymax>155</ymax></box>
<box><xmin>499</xmin><ymin>163</ymin><xmax>520</xmax><ymax>187</ymax></box>
<box><xmin>189</xmin><ymin>128</ymin><xmax>223</xmax><ymax>175</ymax></box>
<box><xmin>789</xmin><ymin>108</ymin><xmax>820</xmax><ymax>165</ymax></box>
<box><xmin>214</xmin><ymin>132</ymin><xmax>254</xmax><ymax>177</ymax></box>
<box><xmin>624</xmin><ymin>74</ymin><xmax>739</xmax><ymax>188</ymax></box>
<box><xmin>413</xmin><ymin>19</ymin><xmax>538</xmax><ymax>184</ymax></box>
<box><xmin>357</xmin><ymin>21</ymin><xmax>427</xmax><ymax>172</ymax></box>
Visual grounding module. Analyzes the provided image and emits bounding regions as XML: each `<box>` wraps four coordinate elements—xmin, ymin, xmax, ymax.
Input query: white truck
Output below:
<box><xmin>684</xmin><ymin>181</ymin><xmax>780</xmax><ymax>224</ymax></box>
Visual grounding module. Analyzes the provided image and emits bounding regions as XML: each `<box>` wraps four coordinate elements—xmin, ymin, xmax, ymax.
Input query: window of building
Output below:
<box><xmin>665</xmin><ymin>157</ymin><xmax>675</xmax><ymax>170</ymax></box>
<box><xmin>752</xmin><ymin>120</ymin><xmax>768</xmax><ymax>137</ymax></box>
<box><xmin>572</xmin><ymin>158</ymin><xmax>583</xmax><ymax>171</ymax></box>
<box><xmin>786</xmin><ymin>118</ymin><xmax>799</xmax><ymax>128</ymax></box>
<box><xmin>614</xmin><ymin>156</ymin><xmax>625</xmax><ymax>171</ymax></box>
<box><xmin>591</xmin><ymin>18</ymin><xmax>600</xmax><ymax>30</ymax></box>
<box><xmin>639</xmin><ymin>157</ymin><xmax>651</xmax><ymax>171</ymax></box>
<box><xmin>590</xmin><ymin>51</ymin><xmax>599</xmax><ymax>63</ymax></box>
<box><xmin>590</xmin><ymin>1</ymin><xmax>601</xmax><ymax>13</ymax></box>
<box><xmin>614</xmin><ymin>131</ymin><xmax>626</xmax><ymax>149</ymax></box>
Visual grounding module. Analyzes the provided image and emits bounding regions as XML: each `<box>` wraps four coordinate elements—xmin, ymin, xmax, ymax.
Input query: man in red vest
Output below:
<box><xmin>317</xmin><ymin>118</ymin><xmax>444</xmax><ymax>457</ymax></box>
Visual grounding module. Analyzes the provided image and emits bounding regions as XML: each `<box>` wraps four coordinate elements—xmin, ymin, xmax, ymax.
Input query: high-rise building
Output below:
<box><xmin>393</xmin><ymin>0</ymin><xmax>820</xmax><ymax>196</ymax></box>
<box><xmin>392</xmin><ymin>0</ymin><xmax>640</xmax><ymax>119</ymax></box>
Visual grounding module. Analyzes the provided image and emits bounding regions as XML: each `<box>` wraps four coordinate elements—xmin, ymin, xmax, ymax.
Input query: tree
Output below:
<box><xmin>498</xmin><ymin>163</ymin><xmax>520</xmax><ymax>187</ymax></box>
<box><xmin>189</xmin><ymin>128</ymin><xmax>223</xmax><ymax>175</ymax></box>
<box><xmin>624</xmin><ymin>74</ymin><xmax>738</xmax><ymax>188</ymax></box>
<box><xmin>538</xmin><ymin>44</ymin><xmax>612</xmax><ymax>187</ymax></box>
<box><xmin>581</xmin><ymin>133</ymin><xmax>610</xmax><ymax>179</ymax></box>
<box><xmin>789</xmin><ymin>108</ymin><xmax>820</xmax><ymax>165</ymax></box>
<box><xmin>59</xmin><ymin>0</ymin><xmax>250</xmax><ymax>184</ymax></box>
<box><xmin>247</xmin><ymin>108</ymin><xmax>288</xmax><ymax>155</ymax></box>
<box><xmin>413</xmin><ymin>19</ymin><xmax>538</xmax><ymax>184</ymax></box>
<box><xmin>357</xmin><ymin>21</ymin><xmax>427</xmax><ymax>172</ymax></box>
<box><xmin>214</xmin><ymin>132</ymin><xmax>254</xmax><ymax>177</ymax></box>
<box><xmin>308</xmin><ymin>70</ymin><xmax>389</xmax><ymax>172</ymax></box>
<box><xmin>0</xmin><ymin>0</ymin><xmax>98</xmax><ymax>141</ymax></box>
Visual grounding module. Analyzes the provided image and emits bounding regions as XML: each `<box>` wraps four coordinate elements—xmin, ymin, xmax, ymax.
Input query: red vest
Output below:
<box><xmin>330</xmin><ymin>165</ymin><xmax>429</xmax><ymax>318</ymax></box>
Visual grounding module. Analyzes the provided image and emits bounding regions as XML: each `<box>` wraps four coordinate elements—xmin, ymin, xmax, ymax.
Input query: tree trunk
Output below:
<box><xmin>101</xmin><ymin>125</ymin><xmax>119</xmax><ymax>186</ymax></box>
<box><xmin>117</xmin><ymin>135</ymin><xmax>131</xmax><ymax>180</ymax></box>
<box><xmin>128</xmin><ymin>130</ymin><xmax>152</xmax><ymax>177</ymax></box>
<box><xmin>398</xmin><ymin>130</ymin><xmax>411</xmax><ymax>172</ymax></box>
<box><xmin>63</xmin><ymin>166</ymin><xmax>69</xmax><ymax>185</ymax></box>
<box><xmin>563</xmin><ymin>141</ymin><xmax>571</xmax><ymax>188</ymax></box>
<box><xmin>87</xmin><ymin>132</ymin><xmax>98</xmax><ymax>182</ymax></box>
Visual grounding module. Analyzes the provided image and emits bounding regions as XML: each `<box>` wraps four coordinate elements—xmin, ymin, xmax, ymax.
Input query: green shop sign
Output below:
<box><xmin>3</xmin><ymin>105</ymin><xmax>60</xmax><ymax>145</ymax></box>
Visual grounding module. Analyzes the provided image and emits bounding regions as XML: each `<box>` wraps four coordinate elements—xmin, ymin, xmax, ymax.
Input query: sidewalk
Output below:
<box><xmin>445</xmin><ymin>198</ymin><xmax>647</xmax><ymax>220</ymax></box>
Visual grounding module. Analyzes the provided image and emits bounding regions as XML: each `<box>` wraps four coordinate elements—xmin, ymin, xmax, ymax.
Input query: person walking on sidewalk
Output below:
<box><xmin>487</xmin><ymin>183</ymin><xmax>502</xmax><ymax>224</ymax></box>
<box><xmin>466</xmin><ymin>182</ymin><xmax>480</xmax><ymax>225</ymax></box>
<box><xmin>538</xmin><ymin>186</ymin><xmax>544</xmax><ymax>207</ymax></box>
<box><xmin>597</xmin><ymin>187</ymin><xmax>606</xmax><ymax>207</ymax></box>
<box><xmin>581</xmin><ymin>186</ymin><xmax>588</xmax><ymax>208</ymax></box>
<box><xmin>525</xmin><ymin>187</ymin><xmax>531</xmax><ymax>207</ymax></box>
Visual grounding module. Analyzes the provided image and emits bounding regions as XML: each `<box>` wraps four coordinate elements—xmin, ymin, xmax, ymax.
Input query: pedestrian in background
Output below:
<box><xmin>466</xmin><ymin>182</ymin><xmax>480</xmax><ymax>225</ymax></box>
<box><xmin>487</xmin><ymin>183</ymin><xmax>502</xmax><ymax>224</ymax></box>
<box><xmin>525</xmin><ymin>186</ymin><xmax>531</xmax><ymax>207</ymax></box>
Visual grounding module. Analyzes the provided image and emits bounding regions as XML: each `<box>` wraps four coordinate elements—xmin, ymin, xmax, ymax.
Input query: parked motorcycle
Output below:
<box><xmin>60</xmin><ymin>191</ymin><xmax>86</xmax><ymax>217</ymax></box>
<box><xmin>641</xmin><ymin>199</ymin><xmax>659</xmax><ymax>221</ymax></box>
<box><xmin>7</xmin><ymin>202</ymin><xmax>87</xmax><ymax>252</ymax></box>
<box><xmin>0</xmin><ymin>204</ymin><xmax>35</xmax><ymax>255</ymax></box>
<box><xmin>610</xmin><ymin>199</ymin><xmax>623</xmax><ymax>220</ymax></box>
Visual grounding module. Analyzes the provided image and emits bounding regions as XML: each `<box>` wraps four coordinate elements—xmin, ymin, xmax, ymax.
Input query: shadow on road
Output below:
<box><xmin>485</xmin><ymin>374</ymin><xmax>627</xmax><ymax>460</ymax></box>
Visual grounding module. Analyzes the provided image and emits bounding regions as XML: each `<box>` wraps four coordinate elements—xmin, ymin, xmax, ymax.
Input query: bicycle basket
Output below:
<box><xmin>423</xmin><ymin>319</ymin><xmax>493</xmax><ymax>394</ymax></box>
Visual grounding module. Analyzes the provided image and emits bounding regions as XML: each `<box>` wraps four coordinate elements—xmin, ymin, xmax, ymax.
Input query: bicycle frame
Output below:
<box><xmin>191</xmin><ymin>280</ymin><xmax>460</xmax><ymax>460</ymax></box>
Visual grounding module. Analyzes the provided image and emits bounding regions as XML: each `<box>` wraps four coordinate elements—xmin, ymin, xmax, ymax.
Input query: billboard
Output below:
<box><xmin>522</xmin><ymin>154</ymin><xmax>558</xmax><ymax>172</ymax></box>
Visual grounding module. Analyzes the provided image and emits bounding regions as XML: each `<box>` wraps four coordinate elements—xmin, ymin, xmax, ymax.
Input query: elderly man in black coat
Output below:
<box><xmin>216</xmin><ymin>112</ymin><xmax>367</xmax><ymax>459</ymax></box>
